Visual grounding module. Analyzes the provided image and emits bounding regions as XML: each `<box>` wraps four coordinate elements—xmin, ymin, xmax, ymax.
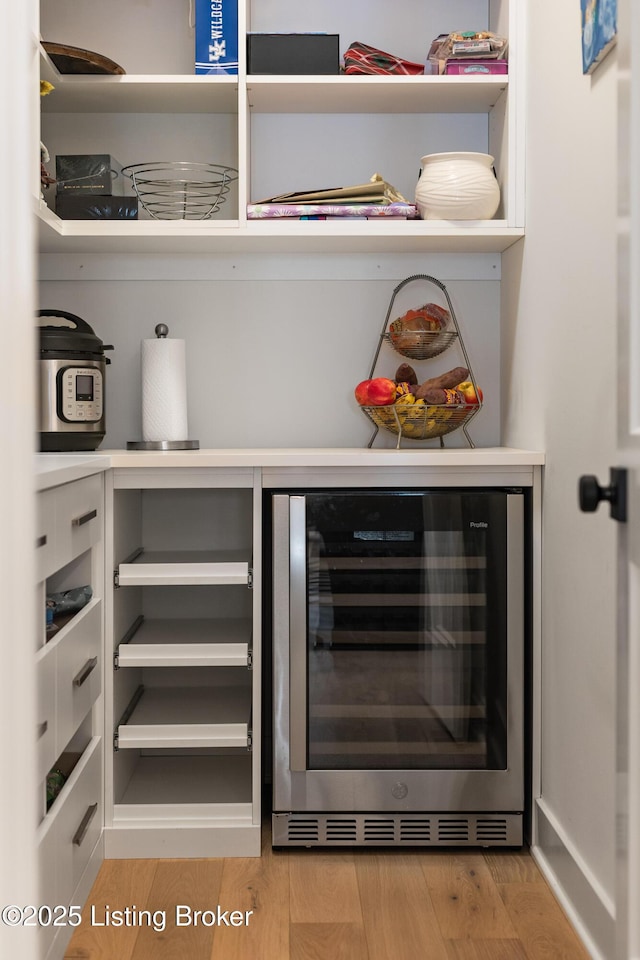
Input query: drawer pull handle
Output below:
<box><xmin>36</xmin><ymin>535</ymin><xmax>47</xmax><ymax>548</ymax></box>
<box><xmin>72</xmin><ymin>509</ymin><xmax>97</xmax><ymax>528</ymax></box>
<box><xmin>73</xmin><ymin>657</ymin><xmax>98</xmax><ymax>688</ymax></box>
<box><xmin>37</xmin><ymin>720</ymin><xmax>48</xmax><ymax>739</ymax></box>
<box><xmin>72</xmin><ymin>803</ymin><xmax>98</xmax><ymax>847</ymax></box>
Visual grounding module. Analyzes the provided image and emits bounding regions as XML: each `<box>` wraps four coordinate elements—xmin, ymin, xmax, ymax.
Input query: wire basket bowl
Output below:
<box><xmin>385</xmin><ymin>327</ymin><xmax>458</xmax><ymax>360</ymax></box>
<box><xmin>362</xmin><ymin>401</ymin><xmax>480</xmax><ymax>448</ymax></box>
<box><xmin>121</xmin><ymin>161</ymin><xmax>238</xmax><ymax>220</ymax></box>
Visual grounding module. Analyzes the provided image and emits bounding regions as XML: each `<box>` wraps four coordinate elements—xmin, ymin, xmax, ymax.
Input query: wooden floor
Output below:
<box><xmin>65</xmin><ymin>829</ymin><xmax>591</xmax><ymax>960</ymax></box>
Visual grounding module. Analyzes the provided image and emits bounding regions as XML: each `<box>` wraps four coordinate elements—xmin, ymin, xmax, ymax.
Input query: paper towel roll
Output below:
<box><xmin>141</xmin><ymin>333</ymin><xmax>189</xmax><ymax>442</ymax></box>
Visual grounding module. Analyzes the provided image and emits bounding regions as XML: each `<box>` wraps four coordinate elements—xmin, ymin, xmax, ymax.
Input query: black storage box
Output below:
<box><xmin>55</xmin><ymin>194</ymin><xmax>138</xmax><ymax>220</ymax></box>
<box><xmin>55</xmin><ymin>154</ymin><xmax>124</xmax><ymax>195</ymax></box>
<box><xmin>247</xmin><ymin>34</ymin><xmax>340</xmax><ymax>74</ymax></box>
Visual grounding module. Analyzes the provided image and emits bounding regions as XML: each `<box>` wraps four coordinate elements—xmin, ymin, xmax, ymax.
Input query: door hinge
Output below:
<box><xmin>113</xmin><ymin>569</ymin><xmax>120</xmax><ymax>588</ymax></box>
<box><xmin>247</xmin><ymin>649</ymin><xmax>253</xmax><ymax>670</ymax></box>
<box><xmin>113</xmin><ymin>730</ymin><xmax>119</xmax><ymax>752</ymax></box>
<box><xmin>113</xmin><ymin>649</ymin><xmax>120</xmax><ymax>670</ymax></box>
<box><xmin>247</xmin><ymin>568</ymin><xmax>254</xmax><ymax>589</ymax></box>
<box><xmin>247</xmin><ymin>730</ymin><xmax>253</xmax><ymax>752</ymax></box>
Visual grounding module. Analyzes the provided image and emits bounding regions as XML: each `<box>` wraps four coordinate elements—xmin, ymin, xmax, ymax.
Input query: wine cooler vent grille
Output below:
<box><xmin>273</xmin><ymin>813</ymin><xmax>522</xmax><ymax>847</ymax></box>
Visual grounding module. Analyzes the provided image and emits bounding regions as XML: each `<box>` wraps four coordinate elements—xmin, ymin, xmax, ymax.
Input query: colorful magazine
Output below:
<box><xmin>247</xmin><ymin>202</ymin><xmax>417</xmax><ymax>219</ymax></box>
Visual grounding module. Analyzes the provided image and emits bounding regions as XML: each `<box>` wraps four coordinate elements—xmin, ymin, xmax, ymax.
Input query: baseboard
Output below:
<box><xmin>532</xmin><ymin>798</ymin><xmax>615</xmax><ymax>960</ymax></box>
<box><xmin>103</xmin><ymin>824</ymin><xmax>261</xmax><ymax>858</ymax></box>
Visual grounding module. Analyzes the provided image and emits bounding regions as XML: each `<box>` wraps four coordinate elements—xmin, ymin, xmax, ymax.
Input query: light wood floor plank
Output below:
<box><xmin>64</xmin><ymin>859</ymin><xmax>158</xmax><ymax>960</ymax></box>
<box><xmin>444</xmin><ymin>939</ymin><xmax>529</xmax><ymax>960</ymax></box>
<box><xmin>290</xmin><ymin>922</ymin><xmax>368</xmax><ymax>960</ymax></box>
<box><xmin>130</xmin><ymin>859</ymin><xmax>224</xmax><ymax>960</ymax></box>
<box><xmin>498</xmin><ymin>882</ymin><xmax>591</xmax><ymax>959</ymax></box>
<box><xmin>64</xmin><ymin>839</ymin><xmax>593</xmax><ymax>960</ymax></box>
<box><xmin>483</xmin><ymin>851</ymin><xmax>545</xmax><ymax>884</ymax></box>
<box><xmin>290</xmin><ymin>850</ymin><xmax>362</xmax><ymax>924</ymax></box>
<box><xmin>420</xmin><ymin>852</ymin><xmax>518</xmax><ymax>940</ymax></box>
<box><xmin>212</xmin><ymin>836</ymin><xmax>290</xmax><ymax>960</ymax></box>
<box><xmin>356</xmin><ymin>851</ymin><xmax>449</xmax><ymax>960</ymax></box>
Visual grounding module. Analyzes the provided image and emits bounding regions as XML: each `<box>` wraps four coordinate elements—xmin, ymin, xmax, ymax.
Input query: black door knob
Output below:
<box><xmin>578</xmin><ymin>467</ymin><xmax>627</xmax><ymax>522</ymax></box>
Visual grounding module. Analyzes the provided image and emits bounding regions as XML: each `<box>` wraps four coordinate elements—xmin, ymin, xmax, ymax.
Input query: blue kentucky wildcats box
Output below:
<box><xmin>195</xmin><ymin>0</ymin><xmax>238</xmax><ymax>74</ymax></box>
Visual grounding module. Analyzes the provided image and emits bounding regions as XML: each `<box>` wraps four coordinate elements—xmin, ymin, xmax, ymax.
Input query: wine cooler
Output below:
<box><xmin>270</xmin><ymin>488</ymin><xmax>526</xmax><ymax>846</ymax></box>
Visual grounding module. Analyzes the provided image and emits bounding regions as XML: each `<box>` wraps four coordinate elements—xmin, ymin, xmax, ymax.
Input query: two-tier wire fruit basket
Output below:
<box><xmin>360</xmin><ymin>274</ymin><xmax>483</xmax><ymax>448</ymax></box>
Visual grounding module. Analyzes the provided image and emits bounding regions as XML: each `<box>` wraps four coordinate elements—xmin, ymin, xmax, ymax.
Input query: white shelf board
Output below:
<box><xmin>117</xmin><ymin>617</ymin><xmax>251</xmax><ymax>667</ymax></box>
<box><xmin>114</xmin><ymin>754</ymin><xmax>252</xmax><ymax>807</ymax></box>
<box><xmin>246</xmin><ymin>74</ymin><xmax>508</xmax><ymax>114</ymax></box>
<box><xmin>40</xmin><ymin>54</ymin><xmax>238</xmax><ymax>114</ymax></box>
<box><xmin>37</xmin><ymin>210</ymin><xmax>524</xmax><ymax>254</ymax></box>
<box><xmin>117</xmin><ymin>549</ymin><xmax>250</xmax><ymax>586</ymax></box>
<box><xmin>117</xmin><ymin>685</ymin><xmax>251</xmax><ymax>748</ymax></box>
<box><xmin>39</xmin><ymin>53</ymin><xmax>505</xmax><ymax>116</ymax></box>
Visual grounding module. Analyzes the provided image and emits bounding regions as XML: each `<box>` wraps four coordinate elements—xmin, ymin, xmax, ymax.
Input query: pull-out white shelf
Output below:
<box><xmin>115</xmin><ymin>685</ymin><xmax>252</xmax><ymax>749</ymax></box>
<box><xmin>116</xmin><ymin>549</ymin><xmax>250</xmax><ymax>586</ymax></box>
<box><xmin>115</xmin><ymin>755</ymin><xmax>252</xmax><ymax>808</ymax></box>
<box><xmin>109</xmin><ymin>755</ymin><xmax>256</xmax><ymax>857</ymax></box>
<box><xmin>116</xmin><ymin>616</ymin><xmax>251</xmax><ymax>667</ymax></box>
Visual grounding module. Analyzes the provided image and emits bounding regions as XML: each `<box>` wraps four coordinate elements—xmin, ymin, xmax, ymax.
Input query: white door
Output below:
<box><xmin>0</xmin><ymin>3</ymin><xmax>39</xmax><ymax>960</ymax></box>
<box><xmin>599</xmin><ymin>1</ymin><xmax>640</xmax><ymax>956</ymax></box>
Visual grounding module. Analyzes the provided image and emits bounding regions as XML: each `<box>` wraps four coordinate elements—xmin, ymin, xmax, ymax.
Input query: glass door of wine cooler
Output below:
<box><xmin>272</xmin><ymin>490</ymin><xmax>525</xmax><ymax>822</ymax></box>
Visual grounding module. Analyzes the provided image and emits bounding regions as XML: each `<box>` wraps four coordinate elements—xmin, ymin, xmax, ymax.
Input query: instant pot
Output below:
<box><xmin>38</xmin><ymin>310</ymin><xmax>113</xmax><ymax>451</ymax></box>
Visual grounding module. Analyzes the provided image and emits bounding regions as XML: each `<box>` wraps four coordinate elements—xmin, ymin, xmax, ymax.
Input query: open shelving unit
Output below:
<box><xmin>37</xmin><ymin>0</ymin><xmax>524</xmax><ymax>256</ymax></box>
<box><xmin>105</xmin><ymin>471</ymin><xmax>260</xmax><ymax>859</ymax></box>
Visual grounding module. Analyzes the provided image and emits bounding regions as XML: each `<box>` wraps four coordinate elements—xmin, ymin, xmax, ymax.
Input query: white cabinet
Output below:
<box><xmin>105</xmin><ymin>467</ymin><xmax>261</xmax><ymax>858</ymax></box>
<box><xmin>36</xmin><ymin>0</ymin><xmax>524</xmax><ymax>254</ymax></box>
<box><xmin>35</xmin><ymin>472</ymin><xmax>104</xmax><ymax>960</ymax></box>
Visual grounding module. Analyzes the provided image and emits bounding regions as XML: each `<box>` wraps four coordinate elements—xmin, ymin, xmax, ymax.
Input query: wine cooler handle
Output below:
<box><xmin>289</xmin><ymin>496</ymin><xmax>308</xmax><ymax>772</ymax></box>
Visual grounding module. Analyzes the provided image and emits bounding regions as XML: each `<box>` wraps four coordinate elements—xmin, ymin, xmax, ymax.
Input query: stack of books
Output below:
<box><xmin>247</xmin><ymin>176</ymin><xmax>417</xmax><ymax>220</ymax></box>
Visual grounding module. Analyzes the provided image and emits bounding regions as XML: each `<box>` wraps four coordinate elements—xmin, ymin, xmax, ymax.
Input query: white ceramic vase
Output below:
<box><xmin>415</xmin><ymin>152</ymin><xmax>500</xmax><ymax>220</ymax></box>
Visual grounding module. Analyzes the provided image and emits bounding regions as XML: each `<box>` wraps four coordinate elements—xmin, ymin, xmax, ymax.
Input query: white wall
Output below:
<box><xmin>39</xmin><ymin>254</ymin><xmax>502</xmax><ymax>451</ymax></box>
<box><xmin>502</xmin><ymin>3</ymin><xmax>618</xmax><ymax>957</ymax></box>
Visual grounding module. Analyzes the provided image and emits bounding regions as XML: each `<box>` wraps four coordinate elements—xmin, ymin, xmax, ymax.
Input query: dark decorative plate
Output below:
<box><xmin>42</xmin><ymin>41</ymin><xmax>126</xmax><ymax>75</ymax></box>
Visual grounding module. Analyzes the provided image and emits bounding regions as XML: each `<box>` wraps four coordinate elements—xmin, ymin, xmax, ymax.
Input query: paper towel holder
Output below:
<box><xmin>127</xmin><ymin>323</ymin><xmax>200</xmax><ymax>451</ymax></box>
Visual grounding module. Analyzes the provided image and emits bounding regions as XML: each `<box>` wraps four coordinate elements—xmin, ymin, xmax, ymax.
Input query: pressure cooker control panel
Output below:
<box><xmin>57</xmin><ymin>367</ymin><xmax>103</xmax><ymax>423</ymax></box>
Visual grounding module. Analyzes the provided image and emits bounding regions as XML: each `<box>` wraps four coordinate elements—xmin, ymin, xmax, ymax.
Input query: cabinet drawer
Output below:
<box><xmin>36</xmin><ymin>649</ymin><xmax>56</xmax><ymax>783</ymax></box>
<box><xmin>54</xmin><ymin>739</ymin><xmax>102</xmax><ymax>906</ymax></box>
<box><xmin>56</xmin><ymin>600</ymin><xmax>102</xmax><ymax>753</ymax></box>
<box><xmin>36</xmin><ymin>488</ymin><xmax>58</xmax><ymax>582</ymax></box>
<box><xmin>56</xmin><ymin>473</ymin><xmax>103</xmax><ymax>568</ymax></box>
<box><xmin>37</xmin><ymin>738</ymin><xmax>102</xmax><ymax>913</ymax></box>
<box><xmin>37</xmin><ymin>815</ymin><xmax>58</xmax><ymax>957</ymax></box>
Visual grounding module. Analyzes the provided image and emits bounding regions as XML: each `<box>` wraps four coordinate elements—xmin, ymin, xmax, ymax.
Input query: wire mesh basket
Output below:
<box><xmin>384</xmin><ymin>327</ymin><xmax>458</xmax><ymax>360</ymax></box>
<box><xmin>362</xmin><ymin>401</ymin><xmax>480</xmax><ymax>449</ymax></box>
<box><xmin>121</xmin><ymin>161</ymin><xmax>238</xmax><ymax>220</ymax></box>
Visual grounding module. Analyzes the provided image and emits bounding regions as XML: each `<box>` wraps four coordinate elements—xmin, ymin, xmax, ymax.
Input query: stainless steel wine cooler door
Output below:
<box><xmin>272</xmin><ymin>490</ymin><xmax>525</xmax><ymax>826</ymax></box>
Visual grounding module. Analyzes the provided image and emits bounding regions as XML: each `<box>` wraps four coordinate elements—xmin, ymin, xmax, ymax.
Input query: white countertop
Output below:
<box><xmin>36</xmin><ymin>447</ymin><xmax>544</xmax><ymax>490</ymax></box>
<box><xmin>104</xmin><ymin>446</ymin><xmax>545</xmax><ymax>468</ymax></box>
<box><xmin>35</xmin><ymin>453</ymin><xmax>111</xmax><ymax>491</ymax></box>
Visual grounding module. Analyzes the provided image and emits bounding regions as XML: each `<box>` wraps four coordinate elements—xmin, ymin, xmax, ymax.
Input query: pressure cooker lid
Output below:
<box><xmin>38</xmin><ymin>309</ymin><xmax>113</xmax><ymax>358</ymax></box>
